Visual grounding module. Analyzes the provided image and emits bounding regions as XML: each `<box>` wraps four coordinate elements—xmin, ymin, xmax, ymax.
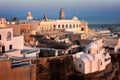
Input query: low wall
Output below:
<box><xmin>0</xmin><ymin>60</ymin><xmax>11</xmax><ymax>80</ymax></box>
<box><xmin>11</xmin><ymin>64</ymin><xmax>36</xmax><ymax>80</ymax></box>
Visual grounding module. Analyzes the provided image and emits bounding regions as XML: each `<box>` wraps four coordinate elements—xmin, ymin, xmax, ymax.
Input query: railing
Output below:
<box><xmin>11</xmin><ymin>59</ymin><xmax>31</xmax><ymax>68</ymax></box>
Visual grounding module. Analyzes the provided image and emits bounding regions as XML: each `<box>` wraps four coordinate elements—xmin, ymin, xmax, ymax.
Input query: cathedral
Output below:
<box><xmin>35</xmin><ymin>8</ymin><xmax>88</xmax><ymax>34</ymax></box>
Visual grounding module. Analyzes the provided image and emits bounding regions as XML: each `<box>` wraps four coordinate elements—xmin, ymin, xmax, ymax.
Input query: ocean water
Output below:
<box><xmin>83</xmin><ymin>18</ymin><xmax>120</xmax><ymax>24</ymax></box>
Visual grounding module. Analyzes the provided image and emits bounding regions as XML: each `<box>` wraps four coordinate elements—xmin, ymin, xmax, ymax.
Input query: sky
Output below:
<box><xmin>0</xmin><ymin>0</ymin><xmax>120</xmax><ymax>20</ymax></box>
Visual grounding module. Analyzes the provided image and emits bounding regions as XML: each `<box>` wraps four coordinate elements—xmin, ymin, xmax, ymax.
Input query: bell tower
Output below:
<box><xmin>59</xmin><ymin>8</ymin><xmax>65</xmax><ymax>20</ymax></box>
<box><xmin>43</xmin><ymin>13</ymin><xmax>48</xmax><ymax>21</ymax></box>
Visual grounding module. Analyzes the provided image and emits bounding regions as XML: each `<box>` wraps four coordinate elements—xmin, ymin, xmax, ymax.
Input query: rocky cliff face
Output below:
<box><xmin>31</xmin><ymin>55</ymin><xmax>74</xmax><ymax>80</ymax></box>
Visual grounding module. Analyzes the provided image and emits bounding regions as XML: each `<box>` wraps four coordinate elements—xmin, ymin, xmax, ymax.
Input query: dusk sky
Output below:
<box><xmin>0</xmin><ymin>0</ymin><xmax>120</xmax><ymax>20</ymax></box>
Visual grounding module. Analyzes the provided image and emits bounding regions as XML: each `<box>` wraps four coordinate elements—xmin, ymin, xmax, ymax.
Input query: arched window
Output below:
<box><xmin>88</xmin><ymin>50</ymin><xmax>90</xmax><ymax>54</ymax></box>
<box><xmin>101</xmin><ymin>62</ymin><xmax>102</xmax><ymax>66</ymax></box>
<box><xmin>79</xmin><ymin>64</ymin><xmax>81</xmax><ymax>68</ymax></box>
<box><xmin>0</xmin><ymin>35</ymin><xmax>1</xmax><ymax>40</ymax></box>
<box><xmin>69</xmin><ymin>24</ymin><xmax>72</xmax><ymax>28</ymax></box>
<box><xmin>77</xmin><ymin>24</ymin><xmax>78</xmax><ymax>28</ymax></box>
<box><xmin>62</xmin><ymin>25</ymin><xmax>64</xmax><ymax>28</ymax></box>
<box><xmin>7</xmin><ymin>32</ymin><xmax>11</xmax><ymax>41</ymax></box>
<box><xmin>54</xmin><ymin>25</ymin><xmax>56</xmax><ymax>28</ymax></box>
<box><xmin>81</xmin><ymin>28</ymin><xmax>84</xmax><ymax>31</ymax></box>
<box><xmin>73</xmin><ymin>24</ymin><xmax>75</xmax><ymax>28</ymax></box>
<box><xmin>58</xmin><ymin>25</ymin><xmax>60</xmax><ymax>28</ymax></box>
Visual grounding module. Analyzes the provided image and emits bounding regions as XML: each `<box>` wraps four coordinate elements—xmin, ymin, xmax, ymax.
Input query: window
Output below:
<box><xmin>79</xmin><ymin>64</ymin><xmax>81</xmax><ymax>67</ymax></box>
<box><xmin>58</xmin><ymin>25</ymin><xmax>60</xmax><ymax>28</ymax></box>
<box><xmin>88</xmin><ymin>50</ymin><xmax>90</xmax><ymax>54</ymax></box>
<box><xmin>7</xmin><ymin>32</ymin><xmax>11</xmax><ymax>41</ymax></box>
<box><xmin>54</xmin><ymin>25</ymin><xmax>56</xmax><ymax>28</ymax></box>
<box><xmin>0</xmin><ymin>35</ymin><xmax>1</xmax><ymax>40</ymax></box>
<box><xmin>77</xmin><ymin>24</ymin><xmax>78</xmax><ymax>28</ymax></box>
<box><xmin>81</xmin><ymin>28</ymin><xmax>84</xmax><ymax>31</ymax></box>
<box><xmin>73</xmin><ymin>24</ymin><xmax>75</xmax><ymax>28</ymax></box>
<box><xmin>62</xmin><ymin>25</ymin><xmax>64</xmax><ymax>28</ymax></box>
<box><xmin>101</xmin><ymin>62</ymin><xmax>102</xmax><ymax>66</ymax></box>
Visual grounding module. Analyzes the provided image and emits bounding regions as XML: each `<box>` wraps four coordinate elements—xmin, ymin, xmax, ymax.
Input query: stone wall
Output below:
<box><xmin>0</xmin><ymin>60</ymin><xmax>36</xmax><ymax>80</ymax></box>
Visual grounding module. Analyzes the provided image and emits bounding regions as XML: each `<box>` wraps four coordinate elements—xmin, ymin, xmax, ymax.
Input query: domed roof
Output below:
<box><xmin>26</xmin><ymin>11</ymin><xmax>33</xmax><ymax>20</ymax></box>
<box><xmin>72</xmin><ymin>16</ymin><xmax>78</xmax><ymax>21</ymax></box>
<box><xmin>86</xmin><ymin>42</ymin><xmax>98</xmax><ymax>49</ymax></box>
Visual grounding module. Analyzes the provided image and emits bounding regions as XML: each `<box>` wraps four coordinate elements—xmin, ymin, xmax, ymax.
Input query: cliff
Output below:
<box><xmin>31</xmin><ymin>55</ymin><xmax>74</xmax><ymax>80</ymax></box>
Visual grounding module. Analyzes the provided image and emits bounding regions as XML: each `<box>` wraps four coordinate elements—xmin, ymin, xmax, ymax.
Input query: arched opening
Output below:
<box><xmin>88</xmin><ymin>50</ymin><xmax>90</xmax><ymax>54</ymax></box>
<box><xmin>81</xmin><ymin>28</ymin><xmax>84</xmax><ymax>31</ymax></box>
<box><xmin>7</xmin><ymin>31</ymin><xmax>11</xmax><ymax>41</ymax></box>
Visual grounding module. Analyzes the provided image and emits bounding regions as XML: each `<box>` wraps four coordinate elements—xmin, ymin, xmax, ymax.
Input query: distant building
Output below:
<box><xmin>97</xmin><ymin>30</ymin><xmax>110</xmax><ymax>34</ymax></box>
<box><xmin>37</xmin><ymin>19</ymin><xmax>88</xmax><ymax>34</ymax></box>
<box><xmin>103</xmin><ymin>38</ymin><xmax>120</xmax><ymax>53</ymax></box>
<box><xmin>26</xmin><ymin>11</ymin><xmax>33</xmax><ymax>20</ymax></box>
<box><xmin>73</xmin><ymin>40</ymin><xmax>111</xmax><ymax>74</ymax></box>
<box><xmin>17</xmin><ymin>9</ymin><xmax>88</xmax><ymax>35</ymax></box>
<box><xmin>0</xmin><ymin>18</ymin><xmax>7</xmax><ymax>27</ymax></box>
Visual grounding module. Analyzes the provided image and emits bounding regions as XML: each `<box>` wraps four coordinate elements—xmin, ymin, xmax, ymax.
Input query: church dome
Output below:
<box><xmin>26</xmin><ymin>11</ymin><xmax>33</xmax><ymax>20</ymax></box>
<box><xmin>86</xmin><ymin>42</ymin><xmax>99</xmax><ymax>54</ymax></box>
<box><xmin>72</xmin><ymin>16</ymin><xmax>78</xmax><ymax>21</ymax></box>
<box><xmin>86</xmin><ymin>42</ymin><xmax>98</xmax><ymax>49</ymax></box>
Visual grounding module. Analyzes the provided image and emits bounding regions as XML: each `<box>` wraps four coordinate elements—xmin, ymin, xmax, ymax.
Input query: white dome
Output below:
<box><xmin>28</xmin><ymin>11</ymin><xmax>31</xmax><ymax>14</ymax></box>
<box><xmin>26</xmin><ymin>11</ymin><xmax>33</xmax><ymax>20</ymax></box>
<box><xmin>86</xmin><ymin>42</ymin><xmax>98</xmax><ymax>49</ymax></box>
<box><xmin>72</xmin><ymin>16</ymin><xmax>78</xmax><ymax>21</ymax></box>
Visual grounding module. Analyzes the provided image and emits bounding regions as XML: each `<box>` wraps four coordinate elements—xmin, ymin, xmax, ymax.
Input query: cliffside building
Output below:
<box><xmin>73</xmin><ymin>40</ymin><xmax>111</xmax><ymax>74</ymax></box>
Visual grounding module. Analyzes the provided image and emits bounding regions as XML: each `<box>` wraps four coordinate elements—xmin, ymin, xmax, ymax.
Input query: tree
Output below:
<box><xmin>11</xmin><ymin>17</ymin><xmax>18</xmax><ymax>21</ymax></box>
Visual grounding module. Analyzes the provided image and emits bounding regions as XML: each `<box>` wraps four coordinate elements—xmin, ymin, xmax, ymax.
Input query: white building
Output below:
<box><xmin>73</xmin><ymin>41</ymin><xmax>111</xmax><ymax>74</ymax></box>
<box><xmin>0</xmin><ymin>18</ymin><xmax>7</xmax><ymax>27</ymax></box>
<box><xmin>0</xmin><ymin>27</ymin><xmax>39</xmax><ymax>59</ymax></box>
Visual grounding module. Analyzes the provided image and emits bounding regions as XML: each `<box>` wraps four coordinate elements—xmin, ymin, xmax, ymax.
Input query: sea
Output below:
<box><xmin>82</xmin><ymin>18</ymin><xmax>120</xmax><ymax>32</ymax></box>
<box><xmin>83</xmin><ymin>18</ymin><xmax>120</xmax><ymax>24</ymax></box>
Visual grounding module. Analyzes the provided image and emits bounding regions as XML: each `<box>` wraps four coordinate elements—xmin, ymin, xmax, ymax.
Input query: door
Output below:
<box><xmin>9</xmin><ymin>45</ymin><xmax>12</xmax><ymax>50</ymax></box>
<box><xmin>2</xmin><ymin>46</ymin><xmax>5</xmax><ymax>53</ymax></box>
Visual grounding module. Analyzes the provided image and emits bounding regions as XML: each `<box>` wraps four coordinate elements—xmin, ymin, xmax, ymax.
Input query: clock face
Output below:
<box><xmin>7</xmin><ymin>31</ymin><xmax>11</xmax><ymax>41</ymax></box>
